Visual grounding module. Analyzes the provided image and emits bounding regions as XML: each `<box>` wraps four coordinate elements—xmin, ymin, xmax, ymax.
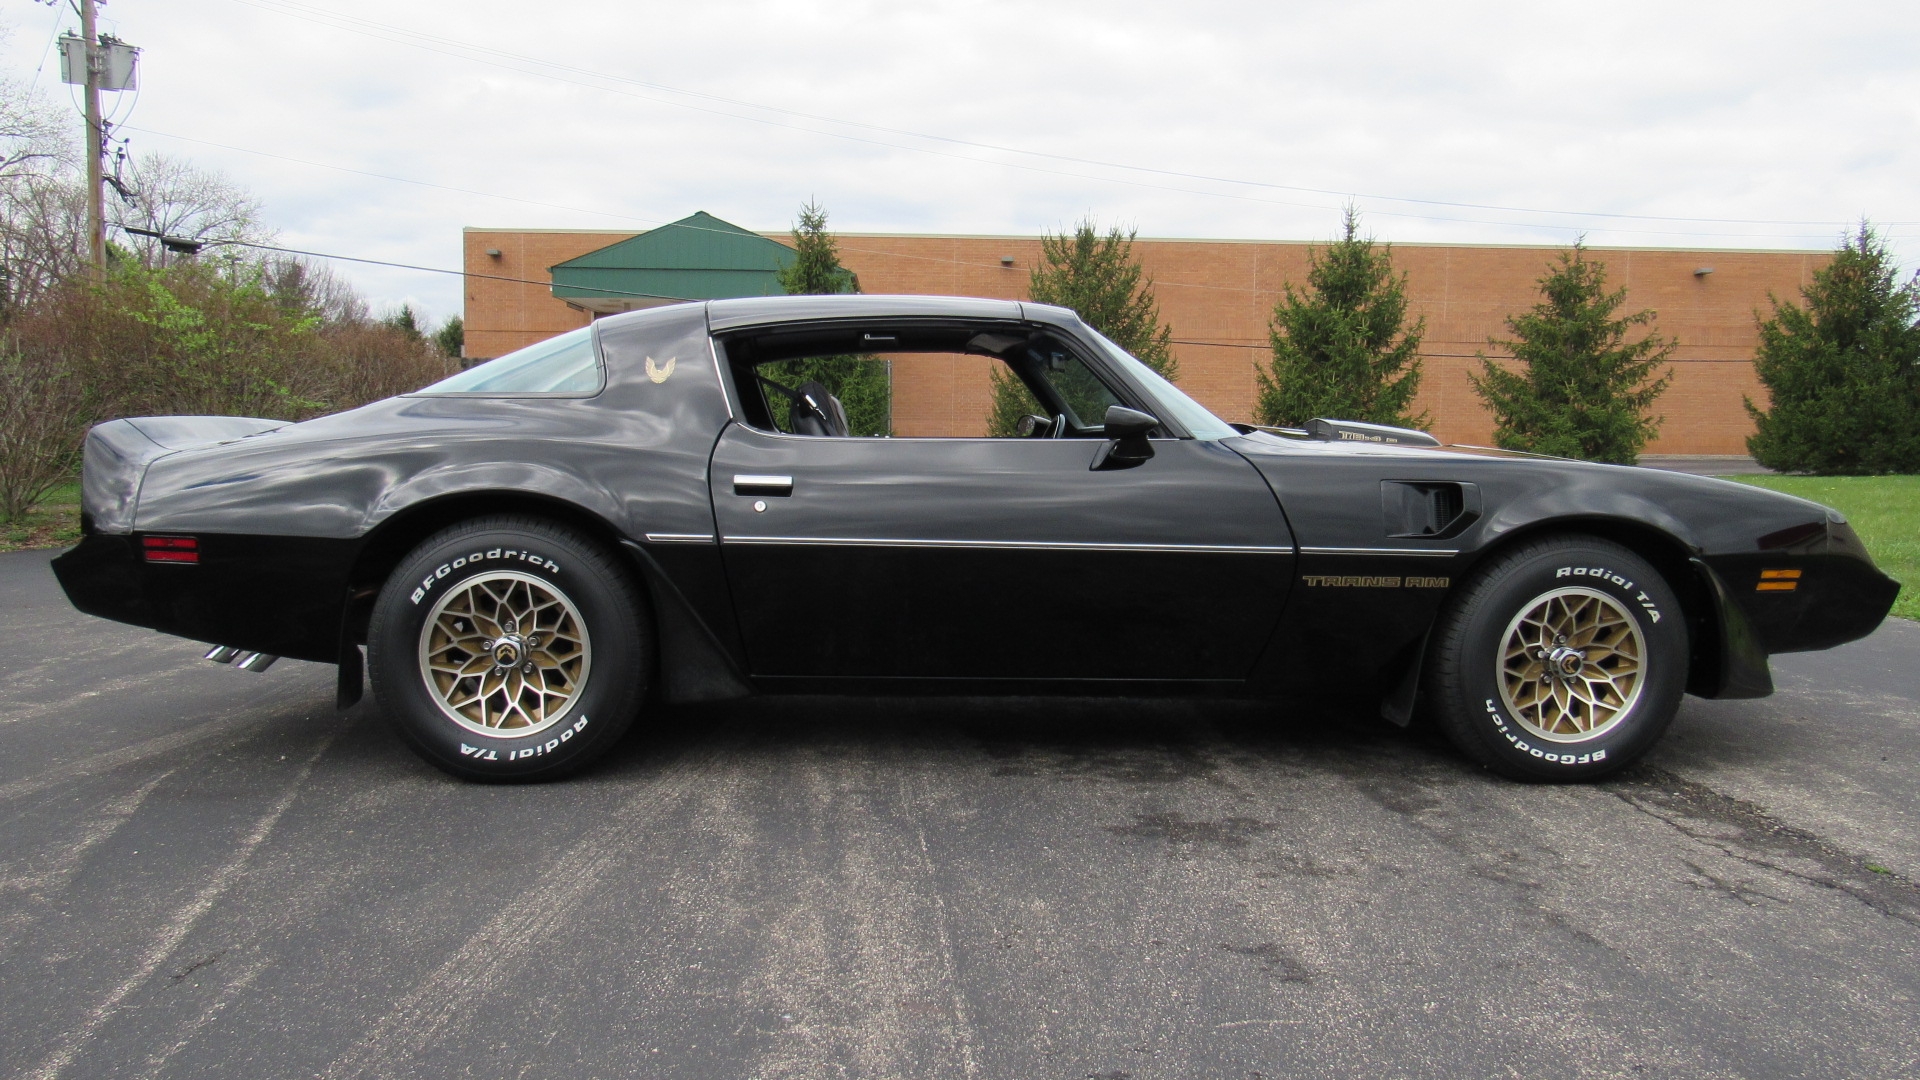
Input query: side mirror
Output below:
<box><xmin>1103</xmin><ymin>405</ymin><xmax>1159</xmax><ymax>439</ymax></box>
<box><xmin>1092</xmin><ymin>405</ymin><xmax>1159</xmax><ymax>470</ymax></box>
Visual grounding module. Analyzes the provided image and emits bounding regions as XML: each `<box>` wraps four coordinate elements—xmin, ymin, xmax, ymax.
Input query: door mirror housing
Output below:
<box><xmin>1092</xmin><ymin>405</ymin><xmax>1160</xmax><ymax>470</ymax></box>
<box><xmin>1103</xmin><ymin>405</ymin><xmax>1159</xmax><ymax>440</ymax></box>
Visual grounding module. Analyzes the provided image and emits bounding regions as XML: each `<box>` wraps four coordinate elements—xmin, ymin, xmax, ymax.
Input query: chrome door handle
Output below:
<box><xmin>733</xmin><ymin>474</ymin><xmax>793</xmax><ymax>496</ymax></box>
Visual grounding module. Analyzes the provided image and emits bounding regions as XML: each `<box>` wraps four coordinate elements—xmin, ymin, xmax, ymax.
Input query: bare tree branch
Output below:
<box><xmin>115</xmin><ymin>152</ymin><xmax>274</xmax><ymax>267</ymax></box>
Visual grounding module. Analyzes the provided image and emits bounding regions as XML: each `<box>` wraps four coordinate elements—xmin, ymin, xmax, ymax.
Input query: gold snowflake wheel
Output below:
<box><xmin>1497</xmin><ymin>586</ymin><xmax>1647</xmax><ymax>743</ymax></box>
<box><xmin>417</xmin><ymin>571</ymin><xmax>591</xmax><ymax>738</ymax></box>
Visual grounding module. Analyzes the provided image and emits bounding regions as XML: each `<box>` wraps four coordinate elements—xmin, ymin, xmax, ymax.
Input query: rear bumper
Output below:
<box><xmin>51</xmin><ymin>531</ymin><xmax>356</xmax><ymax>663</ymax></box>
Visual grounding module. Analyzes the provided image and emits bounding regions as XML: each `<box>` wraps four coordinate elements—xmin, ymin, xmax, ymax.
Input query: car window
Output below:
<box><xmin>754</xmin><ymin>353</ymin><xmax>891</xmax><ymax>437</ymax></box>
<box><xmin>418</xmin><ymin>326</ymin><xmax>602</xmax><ymax>394</ymax></box>
<box><xmin>1020</xmin><ymin>340</ymin><xmax>1121</xmax><ymax>429</ymax></box>
<box><xmin>745</xmin><ymin>345</ymin><xmax>1130</xmax><ymax>439</ymax></box>
<box><xmin>1085</xmin><ymin>328</ymin><xmax>1239</xmax><ymax>440</ymax></box>
<box><xmin>722</xmin><ymin>321</ymin><xmax>1146</xmax><ymax>440</ymax></box>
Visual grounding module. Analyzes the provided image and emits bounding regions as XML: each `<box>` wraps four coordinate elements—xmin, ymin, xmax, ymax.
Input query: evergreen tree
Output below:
<box><xmin>763</xmin><ymin>201</ymin><xmax>889</xmax><ymax>436</ymax></box>
<box><xmin>989</xmin><ymin>219</ymin><xmax>1177</xmax><ymax>436</ymax></box>
<box><xmin>1745</xmin><ymin>224</ymin><xmax>1920</xmax><ymax>474</ymax></box>
<box><xmin>434</xmin><ymin>314</ymin><xmax>463</xmax><ymax>360</ymax></box>
<box><xmin>1255</xmin><ymin>208</ymin><xmax>1426</xmax><ymax>429</ymax></box>
<box><xmin>381</xmin><ymin>304</ymin><xmax>425</xmax><ymax>341</ymax></box>
<box><xmin>1469</xmin><ymin>243</ymin><xmax>1674</xmax><ymax>464</ymax></box>
<box><xmin>776</xmin><ymin>201</ymin><xmax>860</xmax><ymax>296</ymax></box>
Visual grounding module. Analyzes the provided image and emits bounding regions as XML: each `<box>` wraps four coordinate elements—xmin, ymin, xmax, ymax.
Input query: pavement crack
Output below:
<box><xmin>1678</xmin><ymin>859</ymin><xmax>1791</xmax><ymax>907</ymax></box>
<box><xmin>1610</xmin><ymin>767</ymin><xmax>1920</xmax><ymax>928</ymax></box>
<box><xmin>1104</xmin><ymin>811</ymin><xmax>1278</xmax><ymax>850</ymax></box>
<box><xmin>168</xmin><ymin>952</ymin><xmax>223</xmax><ymax>983</ymax></box>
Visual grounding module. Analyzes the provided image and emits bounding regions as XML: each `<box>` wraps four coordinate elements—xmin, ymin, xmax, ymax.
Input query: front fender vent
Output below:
<box><xmin>1383</xmin><ymin>481</ymin><xmax>1479</xmax><ymax>539</ymax></box>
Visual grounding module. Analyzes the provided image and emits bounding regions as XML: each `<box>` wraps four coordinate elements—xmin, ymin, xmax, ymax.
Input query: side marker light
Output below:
<box><xmin>1757</xmin><ymin>568</ymin><xmax>1801</xmax><ymax>592</ymax></box>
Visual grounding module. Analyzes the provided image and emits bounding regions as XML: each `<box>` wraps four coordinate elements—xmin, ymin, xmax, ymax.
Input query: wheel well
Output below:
<box><xmin>340</xmin><ymin>492</ymin><xmax>629</xmax><ymax>645</ymax></box>
<box><xmin>1458</xmin><ymin>517</ymin><xmax>1720</xmax><ymax>693</ymax></box>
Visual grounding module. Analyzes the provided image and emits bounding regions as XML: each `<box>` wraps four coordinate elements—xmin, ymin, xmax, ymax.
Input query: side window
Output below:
<box><xmin>755</xmin><ymin>354</ymin><xmax>893</xmax><ymax>437</ymax></box>
<box><xmin>726</xmin><ymin>326</ymin><xmax>1128</xmax><ymax>439</ymax></box>
<box><xmin>418</xmin><ymin>326</ymin><xmax>601</xmax><ymax>395</ymax></box>
<box><xmin>1020</xmin><ymin>341</ymin><xmax>1121</xmax><ymax>430</ymax></box>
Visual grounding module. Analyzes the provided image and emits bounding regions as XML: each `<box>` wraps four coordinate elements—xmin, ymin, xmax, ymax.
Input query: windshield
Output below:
<box><xmin>418</xmin><ymin>325</ymin><xmax>602</xmax><ymax>394</ymax></box>
<box><xmin>1086</xmin><ymin>328</ymin><xmax>1238</xmax><ymax>439</ymax></box>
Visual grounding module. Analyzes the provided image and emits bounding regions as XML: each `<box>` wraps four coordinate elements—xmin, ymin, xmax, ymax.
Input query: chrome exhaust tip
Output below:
<box><xmin>205</xmin><ymin>646</ymin><xmax>240</xmax><ymax>664</ymax></box>
<box><xmin>234</xmin><ymin>652</ymin><xmax>279</xmax><ymax>673</ymax></box>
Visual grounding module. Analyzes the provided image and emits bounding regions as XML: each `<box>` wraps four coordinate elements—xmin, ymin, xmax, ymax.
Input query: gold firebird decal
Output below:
<box><xmin>645</xmin><ymin>356</ymin><xmax>676</xmax><ymax>384</ymax></box>
<box><xmin>1303</xmin><ymin>575</ymin><xmax>1451</xmax><ymax>588</ymax></box>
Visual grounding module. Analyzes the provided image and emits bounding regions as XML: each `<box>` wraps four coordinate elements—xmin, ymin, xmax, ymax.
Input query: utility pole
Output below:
<box><xmin>79</xmin><ymin>0</ymin><xmax>105</xmax><ymax>285</ymax></box>
<box><xmin>59</xmin><ymin>2</ymin><xmax>135</xmax><ymax>284</ymax></box>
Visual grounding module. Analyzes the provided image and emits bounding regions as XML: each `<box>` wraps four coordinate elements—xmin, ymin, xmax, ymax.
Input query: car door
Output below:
<box><xmin>707</xmin><ymin>356</ymin><xmax>1295</xmax><ymax>682</ymax></box>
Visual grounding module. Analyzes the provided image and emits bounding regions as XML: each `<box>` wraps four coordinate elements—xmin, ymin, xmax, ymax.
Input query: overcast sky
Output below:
<box><xmin>7</xmin><ymin>0</ymin><xmax>1918</xmax><ymax>326</ymax></box>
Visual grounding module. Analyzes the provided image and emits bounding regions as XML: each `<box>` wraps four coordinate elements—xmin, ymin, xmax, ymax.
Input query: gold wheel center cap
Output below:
<box><xmin>493</xmin><ymin>640</ymin><xmax>522</xmax><ymax>667</ymax></box>
<box><xmin>1548</xmin><ymin>646</ymin><xmax>1585</xmax><ymax>677</ymax></box>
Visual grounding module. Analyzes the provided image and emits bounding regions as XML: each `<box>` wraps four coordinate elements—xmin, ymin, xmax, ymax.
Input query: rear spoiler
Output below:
<box><xmin>81</xmin><ymin>416</ymin><xmax>289</xmax><ymax>533</ymax></box>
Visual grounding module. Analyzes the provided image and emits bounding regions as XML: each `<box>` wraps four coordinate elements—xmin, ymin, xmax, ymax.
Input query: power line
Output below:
<box><xmin>217</xmin><ymin>0</ymin><xmax>1904</xmax><ymax>238</ymax></box>
<box><xmin>216</xmin><ymin>240</ymin><xmax>695</xmax><ymax>301</ymax></box>
<box><xmin>156</xmin><ymin>238</ymin><xmax>1772</xmax><ymax>362</ymax></box>
<box><xmin>122</xmin><ymin>124</ymin><xmax>1861</xmax><ymax>312</ymax></box>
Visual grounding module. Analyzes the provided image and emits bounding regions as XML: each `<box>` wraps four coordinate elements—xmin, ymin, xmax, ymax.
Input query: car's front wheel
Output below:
<box><xmin>368</xmin><ymin>515</ymin><xmax>649</xmax><ymax>781</ymax></box>
<box><xmin>1426</xmin><ymin>536</ymin><xmax>1687</xmax><ymax>781</ymax></box>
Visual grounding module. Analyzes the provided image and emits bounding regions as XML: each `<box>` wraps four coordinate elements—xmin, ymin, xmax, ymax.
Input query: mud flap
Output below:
<box><xmin>336</xmin><ymin>643</ymin><xmax>364</xmax><ymax>710</ymax></box>
<box><xmin>619</xmin><ymin>540</ymin><xmax>751</xmax><ymax>704</ymax></box>
<box><xmin>1689</xmin><ymin>557</ymin><xmax>1774</xmax><ymax>699</ymax></box>
<box><xmin>1379</xmin><ymin>630</ymin><xmax>1430</xmax><ymax>727</ymax></box>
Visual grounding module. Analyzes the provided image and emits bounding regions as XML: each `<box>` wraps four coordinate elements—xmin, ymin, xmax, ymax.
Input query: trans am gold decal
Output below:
<box><xmin>645</xmin><ymin>356</ymin><xmax>676</xmax><ymax>384</ymax></box>
<box><xmin>1303</xmin><ymin>575</ymin><xmax>1451</xmax><ymax>588</ymax></box>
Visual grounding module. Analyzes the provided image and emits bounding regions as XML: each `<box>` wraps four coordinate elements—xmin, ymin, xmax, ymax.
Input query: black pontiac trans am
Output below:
<box><xmin>51</xmin><ymin>295</ymin><xmax>1900</xmax><ymax>781</ymax></box>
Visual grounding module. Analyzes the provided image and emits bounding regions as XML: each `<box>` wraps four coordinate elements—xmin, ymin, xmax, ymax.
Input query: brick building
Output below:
<box><xmin>463</xmin><ymin>212</ymin><xmax>1823</xmax><ymax>455</ymax></box>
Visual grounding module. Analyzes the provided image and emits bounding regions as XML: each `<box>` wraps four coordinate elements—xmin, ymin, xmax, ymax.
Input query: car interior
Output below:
<box><xmin>717</xmin><ymin>321</ymin><xmax>1135</xmax><ymax>439</ymax></box>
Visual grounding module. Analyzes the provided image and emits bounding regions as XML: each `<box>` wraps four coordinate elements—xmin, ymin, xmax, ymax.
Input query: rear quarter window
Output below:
<box><xmin>418</xmin><ymin>326</ymin><xmax>602</xmax><ymax>394</ymax></box>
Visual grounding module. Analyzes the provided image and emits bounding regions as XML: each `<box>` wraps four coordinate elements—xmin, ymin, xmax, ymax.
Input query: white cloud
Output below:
<box><xmin>7</xmin><ymin>0</ymin><xmax>1918</xmax><ymax>323</ymax></box>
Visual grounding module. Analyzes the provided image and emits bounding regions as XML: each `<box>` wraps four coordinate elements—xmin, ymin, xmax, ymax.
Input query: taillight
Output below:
<box><xmin>142</xmin><ymin>535</ymin><xmax>199</xmax><ymax>564</ymax></box>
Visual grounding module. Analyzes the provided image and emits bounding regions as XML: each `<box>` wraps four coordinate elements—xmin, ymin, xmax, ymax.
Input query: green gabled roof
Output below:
<box><xmin>549</xmin><ymin>211</ymin><xmax>794</xmax><ymax>302</ymax></box>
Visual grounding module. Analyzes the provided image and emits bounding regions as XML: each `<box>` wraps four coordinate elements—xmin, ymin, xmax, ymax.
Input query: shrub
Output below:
<box><xmin>0</xmin><ymin>259</ymin><xmax>455</xmax><ymax>522</ymax></box>
<box><xmin>0</xmin><ymin>339</ymin><xmax>89</xmax><ymax>523</ymax></box>
<box><xmin>9</xmin><ymin>261</ymin><xmax>454</xmax><ymax>424</ymax></box>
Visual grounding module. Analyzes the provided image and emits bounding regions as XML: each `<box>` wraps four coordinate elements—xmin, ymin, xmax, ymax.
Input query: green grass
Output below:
<box><xmin>0</xmin><ymin>481</ymin><xmax>83</xmax><ymax>553</ymax></box>
<box><xmin>1723</xmin><ymin>474</ymin><xmax>1920</xmax><ymax>622</ymax></box>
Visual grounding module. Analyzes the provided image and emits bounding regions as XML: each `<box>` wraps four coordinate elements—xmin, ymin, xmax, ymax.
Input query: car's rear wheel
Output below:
<box><xmin>1426</xmin><ymin>536</ymin><xmax>1687</xmax><ymax>781</ymax></box>
<box><xmin>369</xmin><ymin>515</ymin><xmax>648</xmax><ymax>781</ymax></box>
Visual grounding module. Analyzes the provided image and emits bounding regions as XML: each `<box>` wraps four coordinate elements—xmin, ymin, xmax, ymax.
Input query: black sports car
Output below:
<box><xmin>51</xmin><ymin>295</ymin><xmax>1900</xmax><ymax>781</ymax></box>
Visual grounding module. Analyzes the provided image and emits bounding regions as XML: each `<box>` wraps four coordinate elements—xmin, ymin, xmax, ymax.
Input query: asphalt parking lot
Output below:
<box><xmin>3</xmin><ymin>547</ymin><xmax>1918</xmax><ymax>1080</ymax></box>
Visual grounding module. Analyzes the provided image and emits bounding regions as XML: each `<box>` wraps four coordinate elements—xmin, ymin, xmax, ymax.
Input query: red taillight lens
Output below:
<box><xmin>142</xmin><ymin>535</ymin><xmax>199</xmax><ymax>564</ymax></box>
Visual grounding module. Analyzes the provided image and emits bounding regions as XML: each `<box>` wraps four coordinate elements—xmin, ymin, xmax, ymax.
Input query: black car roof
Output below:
<box><xmin>705</xmin><ymin>294</ymin><xmax>1032</xmax><ymax>331</ymax></box>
